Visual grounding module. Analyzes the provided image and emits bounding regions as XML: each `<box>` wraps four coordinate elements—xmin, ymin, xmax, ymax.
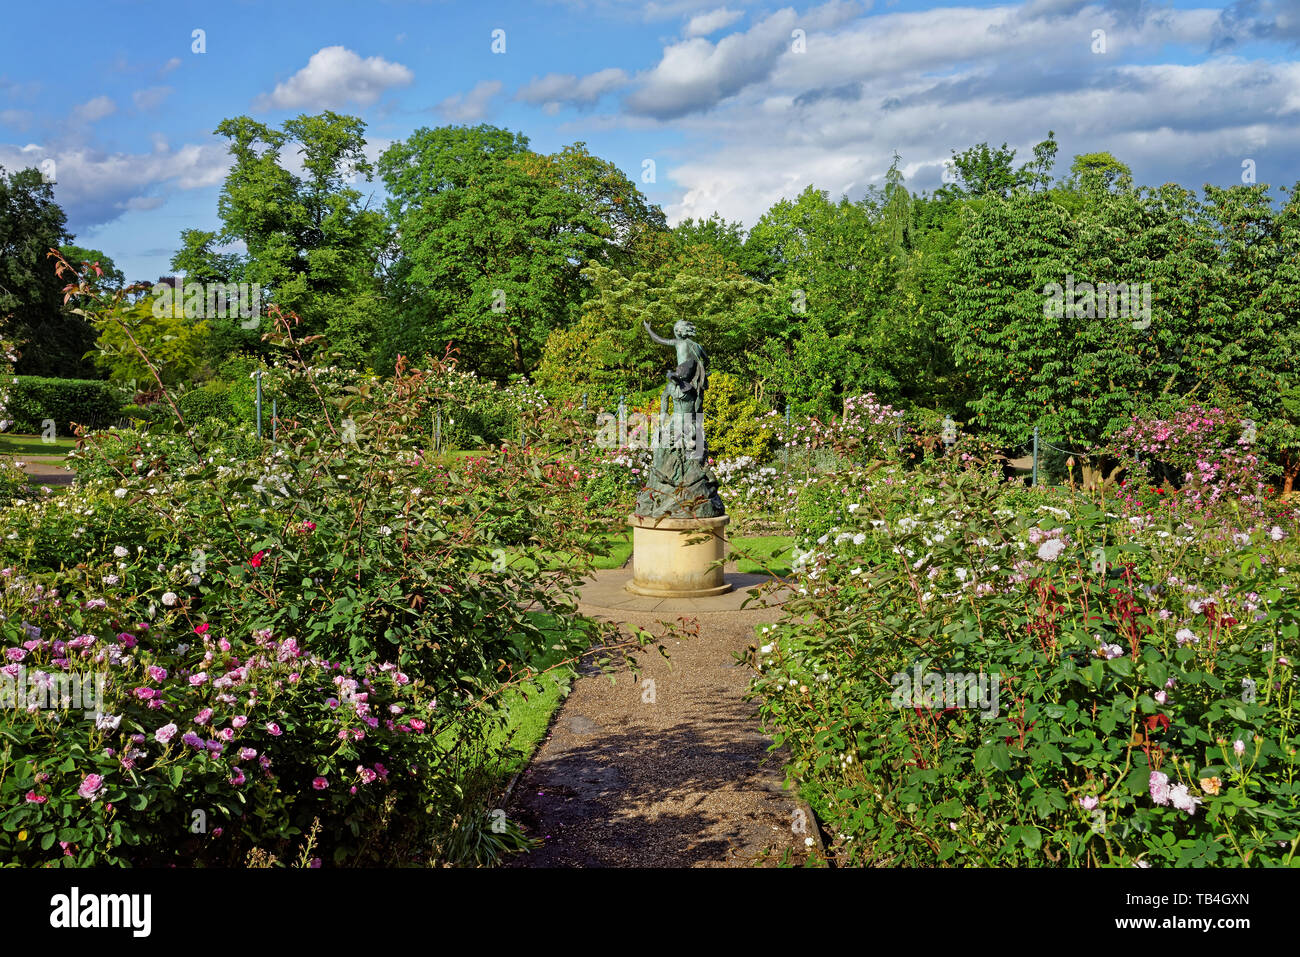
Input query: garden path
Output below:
<box><xmin>505</xmin><ymin>568</ymin><xmax>821</xmax><ymax>868</ymax></box>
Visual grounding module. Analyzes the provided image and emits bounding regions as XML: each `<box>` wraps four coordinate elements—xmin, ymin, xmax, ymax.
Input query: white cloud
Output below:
<box><xmin>159</xmin><ymin>57</ymin><xmax>182</xmax><ymax>76</ymax></box>
<box><xmin>436</xmin><ymin>80</ymin><xmax>504</xmax><ymax>122</ymax></box>
<box><xmin>684</xmin><ymin>7</ymin><xmax>745</xmax><ymax>36</ymax></box>
<box><xmin>625</xmin><ymin>8</ymin><xmax>798</xmax><ymax>118</ymax></box>
<box><xmin>0</xmin><ymin>138</ymin><xmax>230</xmax><ymax>229</ymax></box>
<box><xmin>71</xmin><ymin>96</ymin><xmax>116</xmax><ymax>123</ymax></box>
<box><xmin>625</xmin><ymin>1</ymin><xmax>862</xmax><ymax>118</ymax></box>
<box><xmin>619</xmin><ymin>2</ymin><xmax>1300</xmax><ymax>231</ymax></box>
<box><xmin>255</xmin><ymin>46</ymin><xmax>414</xmax><ymax>110</ymax></box>
<box><xmin>516</xmin><ymin>68</ymin><xmax>629</xmax><ymax>110</ymax></box>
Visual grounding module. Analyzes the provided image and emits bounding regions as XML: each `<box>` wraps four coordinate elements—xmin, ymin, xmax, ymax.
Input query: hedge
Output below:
<box><xmin>6</xmin><ymin>377</ymin><xmax>122</xmax><ymax>437</ymax></box>
<box><xmin>176</xmin><ymin>383</ymin><xmax>236</xmax><ymax>425</ymax></box>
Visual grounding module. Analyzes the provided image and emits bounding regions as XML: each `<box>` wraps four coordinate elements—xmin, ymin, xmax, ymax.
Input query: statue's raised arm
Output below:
<box><xmin>643</xmin><ymin>320</ymin><xmax>675</xmax><ymax>348</ymax></box>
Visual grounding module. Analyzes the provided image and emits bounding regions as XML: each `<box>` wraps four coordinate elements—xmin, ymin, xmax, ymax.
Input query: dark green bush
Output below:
<box><xmin>177</xmin><ymin>382</ymin><xmax>236</xmax><ymax>425</ymax></box>
<box><xmin>7</xmin><ymin>377</ymin><xmax>121</xmax><ymax>435</ymax></box>
<box><xmin>120</xmin><ymin>403</ymin><xmax>173</xmax><ymax>429</ymax></box>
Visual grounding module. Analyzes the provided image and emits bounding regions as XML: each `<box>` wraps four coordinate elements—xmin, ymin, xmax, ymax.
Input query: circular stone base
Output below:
<box><xmin>626</xmin><ymin>513</ymin><xmax>733</xmax><ymax>598</ymax></box>
<box><xmin>623</xmin><ymin>580</ymin><xmax>735</xmax><ymax>598</ymax></box>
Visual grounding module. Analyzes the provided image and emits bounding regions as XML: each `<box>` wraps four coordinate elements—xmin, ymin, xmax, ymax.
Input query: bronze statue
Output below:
<box><xmin>635</xmin><ymin>319</ymin><xmax>725</xmax><ymax>519</ymax></box>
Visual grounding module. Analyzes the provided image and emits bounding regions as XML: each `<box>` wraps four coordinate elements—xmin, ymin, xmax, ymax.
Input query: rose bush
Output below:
<box><xmin>0</xmin><ymin>262</ymin><xmax>655</xmax><ymax>866</ymax></box>
<box><xmin>746</xmin><ymin>465</ymin><xmax>1300</xmax><ymax>867</ymax></box>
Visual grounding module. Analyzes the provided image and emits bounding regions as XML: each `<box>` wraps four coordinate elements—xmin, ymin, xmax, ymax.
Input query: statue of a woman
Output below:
<box><xmin>636</xmin><ymin>319</ymin><xmax>725</xmax><ymax>519</ymax></box>
<box><xmin>643</xmin><ymin>319</ymin><xmax>708</xmax><ymax>417</ymax></box>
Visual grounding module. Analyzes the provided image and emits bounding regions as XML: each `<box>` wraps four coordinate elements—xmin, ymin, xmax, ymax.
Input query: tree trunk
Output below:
<box><xmin>509</xmin><ymin>329</ymin><xmax>525</xmax><ymax>376</ymax></box>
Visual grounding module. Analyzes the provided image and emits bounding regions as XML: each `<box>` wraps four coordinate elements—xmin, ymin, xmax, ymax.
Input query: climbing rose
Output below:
<box><xmin>1169</xmin><ymin>784</ymin><xmax>1202</xmax><ymax>816</ymax></box>
<box><xmin>1149</xmin><ymin>771</ymin><xmax>1171</xmax><ymax>806</ymax></box>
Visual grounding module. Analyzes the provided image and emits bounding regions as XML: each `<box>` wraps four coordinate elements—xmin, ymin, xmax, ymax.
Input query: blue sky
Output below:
<box><xmin>1</xmin><ymin>0</ymin><xmax>1297</xmax><ymax>283</ymax></box>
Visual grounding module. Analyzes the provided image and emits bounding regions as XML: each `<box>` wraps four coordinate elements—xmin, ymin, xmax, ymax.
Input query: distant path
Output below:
<box><xmin>16</xmin><ymin>460</ymin><xmax>75</xmax><ymax>487</ymax></box>
<box><xmin>506</xmin><ymin>569</ymin><xmax>820</xmax><ymax>868</ymax></box>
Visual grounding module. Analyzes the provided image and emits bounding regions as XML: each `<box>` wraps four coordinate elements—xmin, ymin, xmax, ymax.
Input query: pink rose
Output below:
<box><xmin>77</xmin><ymin>773</ymin><xmax>106</xmax><ymax>801</ymax></box>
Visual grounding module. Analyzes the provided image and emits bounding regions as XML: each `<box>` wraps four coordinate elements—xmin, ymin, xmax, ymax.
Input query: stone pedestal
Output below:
<box><xmin>625</xmin><ymin>514</ymin><xmax>732</xmax><ymax>597</ymax></box>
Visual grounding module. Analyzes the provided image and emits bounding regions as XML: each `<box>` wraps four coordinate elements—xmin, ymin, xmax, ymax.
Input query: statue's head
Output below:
<box><xmin>673</xmin><ymin>320</ymin><xmax>696</xmax><ymax>340</ymax></box>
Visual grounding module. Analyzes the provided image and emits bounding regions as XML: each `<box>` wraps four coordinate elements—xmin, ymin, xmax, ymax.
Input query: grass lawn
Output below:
<box><xmin>481</xmin><ymin>530</ymin><xmax>794</xmax><ymax>576</ymax></box>
<box><xmin>487</xmin><ymin>673</ymin><xmax>572</xmax><ymax>777</ymax></box>
<box><xmin>434</xmin><ymin>613</ymin><xmax>584</xmax><ymax>787</ymax></box>
<box><xmin>732</xmin><ymin>534</ymin><xmax>796</xmax><ymax>577</ymax></box>
<box><xmin>0</xmin><ymin>434</ymin><xmax>75</xmax><ymax>458</ymax></box>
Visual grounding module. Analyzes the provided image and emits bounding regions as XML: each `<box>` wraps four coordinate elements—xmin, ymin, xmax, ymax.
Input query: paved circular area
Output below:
<box><xmin>576</xmin><ymin>567</ymin><xmax>794</xmax><ymax>614</ymax></box>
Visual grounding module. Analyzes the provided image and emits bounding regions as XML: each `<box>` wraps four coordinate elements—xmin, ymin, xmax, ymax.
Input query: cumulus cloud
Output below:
<box><xmin>624</xmin><ymin>8</ymin><xmax>799</xmax><ymax>118</ymax></box>
<box><xmin>516</xmin><ymin>68</ymin><xmax>629</xmax><ymax>111</ymax></box>
<box><xmin>622</xmin><ymin>1</ymin><xmax>1300</xmax><ymax>232</ymax></box>
<box><xmin>0</xmin><ymin>138</ymin><xmax>230</xmax><ymax>230</ymax></box>
<box><xmin>435</xmin><ymin>80</ymin><xmax>504</xmax><ymax>123</ymax></box>
<box><xmin>1213</xmin><ymin>0</ymin><xmax>1300</xmax><ymax>50</ymax></box>
<box><xmin>255</xmin><ymin>46</ymin><xmax>414</xmax><ymax>110</ymax></box>
<box><xmin>684</xmin><ymin>7</ymin><xmax>745</xmax><ymax>36</ymax></box>
<box><xmin>624</xmin><ymin>1</ymin><xmax>862</xmax><ymax>118</ymax></box>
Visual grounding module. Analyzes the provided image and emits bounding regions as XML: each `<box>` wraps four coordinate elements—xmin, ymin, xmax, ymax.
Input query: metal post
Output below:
<box><xmin>618</xmin><ymin>394</ymin><xmax>627</xmax><ymax>449</ymax></box>
<box><xmin>1032</xmin><ymin>427</ymin><xmax>1039</xmax><ymax>487</ymax></box>
<box><xmin>271</xmin><ymin>399</ymin><xmax>276</xmax><ymax>444</ymax></box>
<box><xmin>582</xmin><ymin>392</ymin><xmax>587</xmax><ymax>411</ymax></box>
<box><xmin>255</xmin><ymin>371</ymin><xmax>263</xmax><ymax>440</ymax></box>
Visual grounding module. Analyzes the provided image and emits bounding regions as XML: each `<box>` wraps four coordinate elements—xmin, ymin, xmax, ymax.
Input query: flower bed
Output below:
<box><xmin>745</xmin><ymin>466</ymin><xmax>1300</xmax><ymax>866</ymax></box>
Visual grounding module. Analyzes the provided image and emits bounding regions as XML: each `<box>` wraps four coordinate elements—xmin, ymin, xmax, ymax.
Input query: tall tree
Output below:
<box><xmin>208</xmin><ymin>112</ymin><xmax>390</xmax><ymax>366</ymax></box>
<box><xmin>379</xmin><ymin>125</ymin><xmax>664</xmax><ymax>378</ymax></box>
<box><xmin>0</xmin><ymin>166</ymin><xmax>96</xmax><ymax>377</ymax></box>
<box><xmin>59</xmin><ymin>245</ymin><xmax>125</xmax><ymax>288</ymax></box>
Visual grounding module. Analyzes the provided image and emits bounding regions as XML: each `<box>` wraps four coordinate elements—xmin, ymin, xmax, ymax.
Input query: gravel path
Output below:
<box><xmin>506</xmin><ymin>570</ymin><xmax>818</xmax><ymax>868</ymax></box>
<box><xmin>17</xmin><ymin>461</ymin><xmax>75</xmax><ymax>486</ymax></box>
